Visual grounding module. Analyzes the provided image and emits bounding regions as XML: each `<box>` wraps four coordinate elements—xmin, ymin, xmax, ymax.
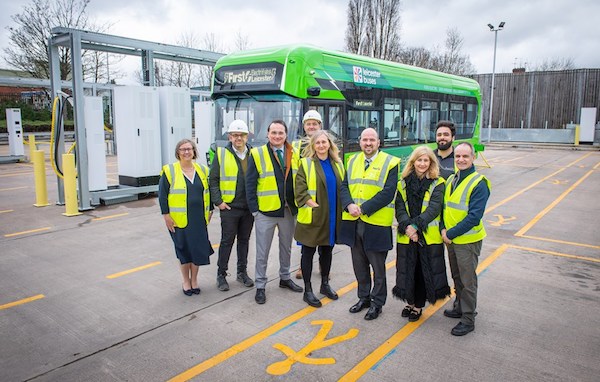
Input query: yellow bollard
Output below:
<box><xmin>28</xmin><ymin>134</ymin><xmax>36</xmax><ymax>162</ymax></box>
<box><xmin>574</xmin><ymin>125</ymin><xmax>580</xmax><ymax>146</ymax></box>
<box><xmin>62</xmin><ymin>153</ymin><xmax>82</xmax><ymax>216</ymax></box>
<box><xmin>32</xmin><ymin>150</ymin><xmax>50</xmax><ymax>207</ymax></box>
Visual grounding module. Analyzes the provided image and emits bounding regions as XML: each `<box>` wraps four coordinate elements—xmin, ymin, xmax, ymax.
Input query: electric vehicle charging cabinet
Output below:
<box><xmin>84</xmin><ymin>96</ymin><xmax>108</xmax><ymax>191</ymax></box>
<box><xmin>113</xmin><ymin>86</ymin><xmax>161</xmax><ymax>187</ymax></box>
<box><xmin>6</xmin><ymin>108</ymin><xmax>25</xmax><ymax>156</ymax></box>
<box><xmin>159</xmin><ymin>87</ymin><xmax>192</xmax><ymax>166</ymax></box>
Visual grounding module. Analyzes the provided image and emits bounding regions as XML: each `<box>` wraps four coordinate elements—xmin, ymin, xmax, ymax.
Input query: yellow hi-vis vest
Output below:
<box><xmin>342</xmin><ymin>152</ymin><xmax>400</xmax><ymax>226</ymax></box>
<box><xmin>216</xmin><ymin>147</ymin><xmax>240</xmax><ymax>203</ymax></box>
<box><xmin>161</xmin><ymin>161</ymin><xmax>210</xmax><ymax>228</ymax></box>
<box><xmin>396</xmin><ymin>177</ymin><xmax>445</xmax><ymax>244</ymax></box>
<box><xmin>250</xmin><ymin>145</ymin><xmax>299</xmax><ymax>212</ymax></box>
<box><xmin>297</xmin><ymin>157</ymin><xmax>344</xmax><ymax>225</ymax></box>
<box><xmin>443</xmin><ymin>172</ymin><xmax>490</xmax><ymax>244</ymax></box>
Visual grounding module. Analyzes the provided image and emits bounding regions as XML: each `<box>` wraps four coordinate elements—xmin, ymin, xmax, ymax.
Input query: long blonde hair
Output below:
<box><xmin>401</xmin><ymin>145</ymin><xmax>440</xmax><ymax>179</ymax></box>
<box><xmin>301</xmin><ymin>130</ymin><xmax>342</xmax><ymax>163</ymax></box>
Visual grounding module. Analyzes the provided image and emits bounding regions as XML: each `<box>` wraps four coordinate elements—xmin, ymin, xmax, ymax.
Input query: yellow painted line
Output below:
<box><xmin>212</xmin><ymin>243</ymin><xmax>220</xmax><ymax>249</ymax></box>
<box><xmin>485</xmin><ymin>152</ymin><xmax>592</xmax><ymax>214</ymax></box>
<box><xmin>515</xmin><ymin>169</ymin><xmax>594</xmax><ymax>236</ymax></box>
<box><xmin>519</xmin><ymin>234</ymin><xmax>600</xmax><ymax>250</ymax></box>
<box><xmin>106</xmin><ymin>261</ymin><xmax>162</xmax><ymax>279</ymax></box>
<box><xmin>0</xmin><ymin>209</ymin><xmax>14</xmax><ymax>214</ymax></box>
<box><xmin>502</xmin><ymin>156</ymin><xmax>526</xmax><ymax>163</ymax></box>
<box><xmin>0</xmin><ymin>294</ymin><xmax>45</xmax><ymax>310</ymax></box>
<box><xmin>92</xmin><ymin>212</ymin><xmax>130</xmax><ymax>221</ymax></box>
<box><xmin>0</xmin><ymin>186</ymin><xmax>28</xmax><ymax>192</ymax></box>
<box><xmin>4</xmin><ymin>227</ymin><xmax>51</xmax><ymax>237</ymax></box>
<box><xmin>168</xmin><ymin>261</ymin><xmax>397</xmax><ymax>382</ymax></box>
<box><xmin>0</xmin><ymin>171</ymin><xmax>33</xmax><ymax>177</ymax></box>
<box><xmin>509</xmin><ymin>244</ymin><xmax>600</xmax><ymax>263</ymax></box>
<box><xmin>339</xmin><ymin>244</ymin><xmax>509</xmax><ymax>381</ymax></box>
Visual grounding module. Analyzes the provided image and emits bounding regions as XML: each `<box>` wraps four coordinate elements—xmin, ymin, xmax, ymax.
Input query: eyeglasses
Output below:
<box><xmin>178</xmin><ymin>147</ymin><xmax>194</xmax><ymax>152</ymax></box>
<box><xmin>229</xmin><ymin>133</ymin><xmax>246</xmax><ymax>139</ymax></box>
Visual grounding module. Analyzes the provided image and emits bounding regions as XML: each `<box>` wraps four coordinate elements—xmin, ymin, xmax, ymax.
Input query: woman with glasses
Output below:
<box><xmin>393</xmin><ymin>146</ymin><xmax>450</xmax><ymax>321</ymax></box>
<box><xmin>159</xmin><ymin>139</ymin><xmax>213</xmax><ymax>296</ymax></box>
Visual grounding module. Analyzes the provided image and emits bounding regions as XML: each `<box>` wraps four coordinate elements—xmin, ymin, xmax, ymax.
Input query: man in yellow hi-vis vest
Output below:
<box><xmin>340</xmin><ymin>128</ymin><xmax>400</xmax><ymax>321</ymax></box>
<box><xmin>441</xmin><ymin>142</ymin><xmax>491</xmax><ymax>336</ymax></box>
<box><xmin>209</xmin><ymin>120</ymin><xmax>255</xmax><ymax>292</ymax></box>
<box><xmin>246</xmin><ymin>120</ymin><xmax>303</xmax><ymax>305</ymax></box>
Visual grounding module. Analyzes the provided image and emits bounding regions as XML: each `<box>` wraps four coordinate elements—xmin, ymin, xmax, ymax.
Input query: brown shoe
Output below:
<box><xmin>295</xmin><ymin>269</ymin><xmax>303</xmax><ymax>279</ymax></box>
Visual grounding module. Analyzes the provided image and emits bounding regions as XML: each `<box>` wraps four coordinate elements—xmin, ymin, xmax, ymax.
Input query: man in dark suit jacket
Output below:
<box><xmin>340</xmin><ymin>128</ymin><xmax>400</xmax><ymax>320</ymax></box>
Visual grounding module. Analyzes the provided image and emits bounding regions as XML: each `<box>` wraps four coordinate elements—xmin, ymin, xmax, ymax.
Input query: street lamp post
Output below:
<box><xmin>487</xmin><ymin>21</ymin><xmax>505</xmax><ymax>143</ymax></box>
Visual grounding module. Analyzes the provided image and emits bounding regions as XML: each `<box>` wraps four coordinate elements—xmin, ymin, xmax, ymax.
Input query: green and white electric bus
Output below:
<box><xmin>210</xmin><ymin>44</ymin><xmax>481</xmax><ymax>162</ymax></box>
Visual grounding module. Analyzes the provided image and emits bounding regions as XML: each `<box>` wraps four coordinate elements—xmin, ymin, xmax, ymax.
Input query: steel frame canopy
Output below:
<box><xmin>48</xmin><ymin>27</ymin><xmax>223</xmax><ymax>210</ymax></box>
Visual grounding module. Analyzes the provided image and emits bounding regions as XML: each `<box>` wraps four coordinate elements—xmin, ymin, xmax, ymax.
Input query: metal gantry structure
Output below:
<box><xmin>48</xmin><ymin>27</ymin><xmax>223</xmax><ymax>210</ymax></box>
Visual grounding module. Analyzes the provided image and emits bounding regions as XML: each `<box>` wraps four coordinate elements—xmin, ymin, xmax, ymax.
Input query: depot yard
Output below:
<box><xmin>0</xmin><ymin>144</ymin><xmax>599</xmax><ymax>382</ymax></box>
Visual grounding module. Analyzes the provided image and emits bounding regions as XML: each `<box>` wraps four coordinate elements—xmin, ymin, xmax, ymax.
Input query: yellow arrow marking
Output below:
<box><xmin>267</xmin><ymin>320</ymin><xmax>359</xmax><ymax>375</ymax></box>
<box><xmin>550</xmin><ymin>179</ymin><xmax>568</xmax><ymax>185</ymax></box>
<box><xmin>487</xmin><ymin>214</ymin><xmax>516</xmax><ymax>226</ymax></box>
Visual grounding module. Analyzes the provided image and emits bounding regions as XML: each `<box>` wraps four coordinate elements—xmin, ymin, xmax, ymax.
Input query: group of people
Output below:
<box><xmin>158</xmin><ymin>114</ymin><xmax>490</xmax><ymax>336</ymax></box>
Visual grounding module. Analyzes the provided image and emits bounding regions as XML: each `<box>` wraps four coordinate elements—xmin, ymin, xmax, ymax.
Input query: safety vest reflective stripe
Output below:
<box><xmin>342</xmin><ymin>152</ymin><xmax>399</xmax><ymax>226</ymax></box>
<box><xmin>397</xmin><ymin>177</ymin><xmax>445</xmax><ymax>244</ymax></box>
<box><xmin>163</xmin><ymin>162</ymin><xmax>210</xmax><ymax>228</ymax></box>
<box><xmin>443</xmin><ymin>172</ymin><xmax>490</xmax><ymax>244</ymax></box>
<box><xmin>217</xmin><ymin>147</ymin><xmax>239</xmax><ymax>203</ymax></box>
<box><xmin>251</xmin><ymin>146</ymin><xmax>281</xmax><ymax>212</ymax></box>
<box><xmin>297</xmin><ymin>157</ymin><xmax>343</xmax><ymax>225</ymax></box>
<box><xmin>445</xmin><ymin>173</ymin><xmax>483</xmax><ymax>211</ymax></box>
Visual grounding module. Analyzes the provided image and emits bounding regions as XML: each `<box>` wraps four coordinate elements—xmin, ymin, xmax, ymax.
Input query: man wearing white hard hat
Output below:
<box><xmin>293</xmin><ymin>109</ymin><xmax>323</xmax><ymax>279</ymax></box>
<box><xmin>209</xmin><ymin>119</ymin><xmax>255</xmax><ymax>291</ymax></box>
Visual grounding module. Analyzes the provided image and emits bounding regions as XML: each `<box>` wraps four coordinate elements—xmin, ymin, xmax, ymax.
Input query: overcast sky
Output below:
<box><xmin>1</xmin><ymin>0</ymin><xmax>598</xmax><ymax>82</ymax></box>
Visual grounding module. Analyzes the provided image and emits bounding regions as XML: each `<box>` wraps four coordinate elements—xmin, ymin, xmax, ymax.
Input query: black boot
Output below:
<box><xmin>303</xmin><ymin>284</ymin><xmax>322</xmax><ymax>308</ymax></box>
<box><xmin>320</xmin><ymin>279</ymin><xmax>338</xmax><ymax>300</ymax></box>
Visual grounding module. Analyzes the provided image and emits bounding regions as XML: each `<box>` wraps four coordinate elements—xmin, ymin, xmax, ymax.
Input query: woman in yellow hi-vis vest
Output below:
<box><xmin>393</xmin><ymin>146</ymin><xmax>450</xmax><ymax>322</ymax></box>
<box><xmin>294</xmin><ymin>130</ymin><xmax>344</xmax><ymax>308</ymax></box>
<box><xmin>159</xmin><ymin>139</ymin><xmax>213</xmax><ymax>296</ymax></box>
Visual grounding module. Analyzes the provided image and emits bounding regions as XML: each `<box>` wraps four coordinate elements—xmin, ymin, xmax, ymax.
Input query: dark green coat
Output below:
<box><xmin>294</xmin><ymin>157</ymin><xmax>343</xmax><ymax>247</ymax></box>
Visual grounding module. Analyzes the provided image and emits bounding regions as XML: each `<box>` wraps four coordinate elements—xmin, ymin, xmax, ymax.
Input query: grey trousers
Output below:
<box><xmin>254</xmin><ymin>208</ymin><xmax>296</xmax><ymax>289</ymax></box>
<box><xmin>447</xmin><ymin>240</ymin><xmax>482</xmax><ymax>325</ymax></box>
<box><xmin>351</xmin><ymin>221</ymin><xmax>388</xmax><ymax>308</ymax></box>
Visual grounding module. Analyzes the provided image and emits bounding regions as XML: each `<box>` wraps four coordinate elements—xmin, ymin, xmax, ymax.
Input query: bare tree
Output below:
<box><xmin>233</xmin><ymin>30</ymin><xmax>251</xmax><ymax>52</ymax></box>
<box><xmin>4</xmin><ymin>0</ymin><xmax>110</xmax><ymax>80</ymax></box>
<box><xmin>345</xmin><ymin>0</ymin><xmax>402</xmax><ymax>60</ymax></box>
<box><xmin>533</xmin><ymin>57</ymin><xmax>576</xmax><ymax>71</ymax></box>
<box><xmin>437</xmin><ymin>27</ymin><xmax>476</xmax><ymax>75</ymax></box>
<box><xmin>398</xmin><ymin>28</ymin><xmax>474</xmax><ymax>75</ymax></box>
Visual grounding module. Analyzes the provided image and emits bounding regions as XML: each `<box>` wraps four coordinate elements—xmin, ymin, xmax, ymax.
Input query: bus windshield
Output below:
<box><xmin>213</xmin><ymin>94</ymin><xmax>303</xmax><ymax>149</ymax></box>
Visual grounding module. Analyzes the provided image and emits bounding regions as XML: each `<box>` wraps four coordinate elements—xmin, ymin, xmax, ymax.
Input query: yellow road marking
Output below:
<box><xmin>267</xmin><ymin>320</ymin><xmax>359</xmax><ymax>375</ymax></box>
<box><xmin>168</xmin><ymin>261</ymin><xmax>396</xmax><ymax>382</ymax></box>
<box><xmin>106</xmin><ymin>261</ymin><xmax>162</xmax><ymax>279</ymax></box>
<box><xmin>0</xmin><ymin>209</ymin><xmax>14</xmax><ymax>214</ymax></box>
<box><xmin>509</xmin><ymin>244</ymin><xmax>600</xmax><ymax>263</ymax></box>
<box><xmin>91</xmin><ymin>212</ymin><xmax>130</xmax><ymax>221</ymax></box>
<box><xmin>519</xmin><ymin>234</ymin><xmax>600</xmax><ymax>250</ymax></box>
<box><xmin>0</xmin><ymin>294</ymin><xmax>45</xmax><ymax>310</ymax></box>
<box><xmin>0</xmin><ymin>186</ymin><xmax>28</xmax><ymax>192</ymax></box>
<box><xmin>339</xmin><ymin>243</ymin><xmax>509</xmax><ymax>381</ymax></box>
<box><xmin>515</xmin><ymin>169</ymin><xmax>594</xmax><ymax>236</ymax></box>
<box><xmin>4</xmin><ymin>227</ymin><xmax>51</xmax><ymax>237</ymax></box>
<box><xmin>485</xmin><ymin>152</ymin><xmax>592</xmax><ymax>214</ymax></box>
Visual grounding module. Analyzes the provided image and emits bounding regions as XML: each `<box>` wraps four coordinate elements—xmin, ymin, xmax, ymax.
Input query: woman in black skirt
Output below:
<box><xmin>393</xmin><ymin>146</ymin><xmax>450</xmax><ymax>321</ymax></box>
<box><xmin>159</xmin><ymin>139</ymin><xmax>213</xmax><ymax>296</ymax></box>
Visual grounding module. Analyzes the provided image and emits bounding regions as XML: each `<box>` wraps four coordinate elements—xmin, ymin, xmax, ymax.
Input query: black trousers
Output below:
<box><xmin>217</xmin><ymin>208</ymin><xmax>254</xmax><ymax>275</ymax></box>
<box><xmin>351</xmin><ymin>221</ymin><xmax>388</xmax><ymax>308</ymax></box>
<box><xmin>300</xmin><ymin>245</ymin><xmax>333</xmax><ymax>288</ymax></box>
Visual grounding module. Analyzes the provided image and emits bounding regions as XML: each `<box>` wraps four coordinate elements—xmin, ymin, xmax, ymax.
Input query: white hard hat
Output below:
<box><xmin>303</xmin><ymin>110</ymin><xmax>322</xmax><ymax>124</ymax></box>
<box><xmin>228</xmin><ymin>119</ymin><xmax>249</xmax><ymax>134</ymax></box>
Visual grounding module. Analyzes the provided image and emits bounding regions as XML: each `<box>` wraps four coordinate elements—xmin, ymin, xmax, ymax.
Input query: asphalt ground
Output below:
<box><xmin>1</xmin><ymin>144</ymin><xmax>599</xmax><ymax>382</ymax></box>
